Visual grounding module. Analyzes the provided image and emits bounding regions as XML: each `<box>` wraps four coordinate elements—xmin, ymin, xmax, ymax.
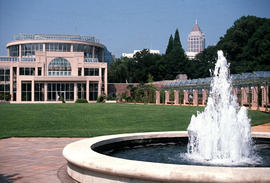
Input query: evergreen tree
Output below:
<box><xmin>173</xmin><ymin>29</ymin><xmax>182</xmax><ymax>48</ymax></box>
<box><xmin>165</xmin><ymin>34</ymin><xmax>174</xmax><ymax>54</ymax></box>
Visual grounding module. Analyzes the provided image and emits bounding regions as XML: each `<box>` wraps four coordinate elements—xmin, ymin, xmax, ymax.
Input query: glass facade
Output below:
<box><xmin>9</xmin><ymin>45</ymin><xmax>19</xmax><ymax>56</ymax></box>
<box><xmin>45</xmin><ymin>43</ymin><xmax>71</xmax><ymax>52</ymax></box>
<box><xmin>95</xmin><ymin>47</ymin><xmax>103</xmax><ymax>61</ymax></box>
<box><xmin>19</xmin><ymin>67</ymin><xmax>35</xmax><ymax>75</ymax></box>
<box><xmin>48</xmin><ymin>57</ymin><xmax>71</xmax><ymax>76</ymax></box>
<box><xmin>89</xmin><ymin>82</ymin><xmax>98</xmax><ymax>101</ymax></box>
<box><xmin>34</xmin><ymin>83</ymin><xmax>44</xmax><ymax>101</ymax></box>
<box><xmin>21</xmin><ymin>43</ymin><xmax>43</xmax><ymax>56</ymax></box>
<box><xmin>21</xmin><ymin>82</ymin><xmax>31</xmax><ymax>101</ymax></box>
<box><xmin>47</xmin><ymin>83</ymin><xmax>74</xmax><ymax>101</ymax></box>
<box><xmin>73</xmin><ymin>44</ymin><xmax>93</xmax><ymax>58</ymax></box>
<box><xmin>84</xmin><ymin>68</ymin><xmax>99</xmax><ymax>76</ymax></box>
<box><xmin>77</xmin><ymin>83</ymin><xmax>86</xmax><ymax>99</ymax></box>
<box><xmin>0</xmin><ymin>67</ymin><xmax>10</xmax><ymax>100</ymax></box>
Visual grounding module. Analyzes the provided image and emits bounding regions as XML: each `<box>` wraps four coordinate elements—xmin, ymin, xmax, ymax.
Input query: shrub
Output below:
<box><xmin>97</xmin><ymin>94</ymin><xmax>106</xmax><ymax>103</ymax></box>
<box><xmin>75</xmin><ymin>98</ymin><xmax>88</xmax><ymax>103</ymax></box>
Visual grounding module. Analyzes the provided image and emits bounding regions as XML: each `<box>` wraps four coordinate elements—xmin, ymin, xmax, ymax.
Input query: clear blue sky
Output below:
<box><xmin>0</xmin><ymin>0</ymin><xmax>270</xmax><ymax>57</ymax></box>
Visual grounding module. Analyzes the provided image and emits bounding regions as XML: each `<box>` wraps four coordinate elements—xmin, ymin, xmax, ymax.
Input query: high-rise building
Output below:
<box><xmin>186</xmin><ymin>20</ymin><xmax>205</xmax><ymax>59</ymax></box>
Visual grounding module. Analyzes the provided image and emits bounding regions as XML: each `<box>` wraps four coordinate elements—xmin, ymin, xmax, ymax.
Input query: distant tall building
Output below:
<box><xmin>186</xmin><ymin>20</ymin><xmax>205</xmax><ymax>59</ymax></box>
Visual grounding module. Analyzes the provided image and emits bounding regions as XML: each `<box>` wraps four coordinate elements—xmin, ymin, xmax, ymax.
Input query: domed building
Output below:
<box><xmin>0</xmin><ymin>34</ymin><xmax>108</xmax><ymax>103</ymax></box>
<box><xmin>186</xmin><ymin>20</ymin><xmax>205</xmax><ymax>59</ymax></box>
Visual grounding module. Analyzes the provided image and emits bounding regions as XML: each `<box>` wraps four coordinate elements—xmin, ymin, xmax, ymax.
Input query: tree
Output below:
<box><xmin>217</xmin><ymin>16</ymin><xmax>270</xmax><ymax>73</ymax></box>
<box><xmin>165</xmin><ymin>34</ymin><xmax>174</xmax><ymax>54</ymax></box>
<box><xmin>173</xmin><ymin>29</ymin><xmax>182</xmax><ymax>48</ymax></box>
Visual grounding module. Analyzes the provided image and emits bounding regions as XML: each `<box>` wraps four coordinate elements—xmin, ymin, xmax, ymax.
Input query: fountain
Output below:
<box><xmin>186</xmin><ymin>50</ymin><xmax>258</xmax><ymax>166</ymax></box>
<box><xmin>63</xmin><ymin>51</ymin><xmax>270</xmax><ymax>183</ymax></box>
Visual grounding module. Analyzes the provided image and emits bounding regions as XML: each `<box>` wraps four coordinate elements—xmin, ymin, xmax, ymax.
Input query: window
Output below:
<box><xmin>78</xmin><ymin>68</ymin><xmax>82</xmax><ymax>76</ymax></box>
<box><xmin>34</xmin><ymin>83</ymin><xmax>44</xmax><ymax>101</ymax></box>
<box><xmin>84</xmin><ymin>68</ymin><xmax>99</xmax><ymax>76</ymax></box>
<box><xmin>21</xmin><ymin>43</ymin><xmax>43</xmax><ymax>56</ymax></box>
<box><xmin>13</xmin><ymin>67</ymin><xmax>17</xmax><ymax>101</ymax></box>
<box><xmin>102</xmin><ymin>68</ymin><xmax>105</xmax><ymax>93</ymax></box>
<box><xmin>0</xmin><ymin>67</ymin><xmax>10</xmax><ymax>100</ymax></box>
<box><xmin>45</xmin><ymin>43</ymin><xmax>71</xmax><ymax>52</ymax></box>
<box><xmin>21</xmin><ymin>82</ymin><xmax>31</xmax><ymax>101</ymax></box>
<box><xmin>9</xmin><ymin>45</ymin><xmax>19</xmax><ymax>56</ymax></box>
<box><xmin>89</xmin><ymin>82</ymin><xmax>98</xmax><ymax>101</ymax></box>
<box><xmin>47</xmin><ymin>83</ymin><xmax>74</xmax><ymax>101</ymax></box>
<box><xmin>77</xmin><ymin>83</ymin><xmax>86</xmax><ymax>99</ymax></box>
<box><xmin>38</xmin><ymin>67</ymin><xmax>42</xmax><ymax>76</ymax></box>
<box><xmin>48</xmin><ymin>57</ymin><xmax>71</xmax><ymax>76</ymax></box>
<box><xmin>19</xmin><ymin>67</ymin><xmax>35</xmax><ymax>75</ymax></box>
<box><xmin>73</xmin><ymin>44</ymin><xmax>92</xmax><ymax>58</ymax></box>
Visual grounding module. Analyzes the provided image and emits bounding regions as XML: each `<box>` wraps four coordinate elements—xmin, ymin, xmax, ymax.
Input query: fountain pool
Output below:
<box><xmin>63</xmin><ymin>51</ymin><xmax>270</xmax><ymax>182</ymax></box>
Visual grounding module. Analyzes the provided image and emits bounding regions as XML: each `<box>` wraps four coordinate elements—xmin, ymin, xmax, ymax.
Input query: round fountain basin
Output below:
<box><xmin>63</xmin><ymin>131</ymin><xmax>270</xmax><ymax>183</ymax></box>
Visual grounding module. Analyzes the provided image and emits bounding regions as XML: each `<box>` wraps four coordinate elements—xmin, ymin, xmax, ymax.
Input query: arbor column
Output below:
<box><xmin>241</xmin><ymin>87</ymin><xmax>249</xmax><ymax>106</ymax></box>
<box><xmin>174</xmin><ymin>90</ymin><xmax>179</xmax><ymax>105</ymax></box>
<box><xmin>155</xmin><ymin>90</ymin><xmax>160</xmax><ymax>104</ymax></box>
<box><xmin>193</xmin><ymin>89</ymin><xmax>198</xmax><ymax>106</ymax></box>
<box><xmin>202</xmin><ymin>89</ymin><xmax>208</xmax><ymax>106</ymax></box>
<box><xmin>261</xmin><ymin>86</ymin><xmax>269</xmax><ymax>108</ymax></box>
<box><xmin>251</xmin><ymin>86</ymin><xmax>258</xmax><ymax>109</ymax></box>
<box><xmin>165</xmin><ymin>90</ymin><xmax>169</xmax><ymax>104</ymax></box>
<box><xmin>184</xmin><ymin>90</ymin><xmax>188</xmax><ymax>105</ymax></box>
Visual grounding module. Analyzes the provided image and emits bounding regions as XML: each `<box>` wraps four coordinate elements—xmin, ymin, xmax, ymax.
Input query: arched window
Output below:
<box><xmin>48</xmin><ymin>57</ymin><xmax>71</xmax><ymax>76</ymax></box>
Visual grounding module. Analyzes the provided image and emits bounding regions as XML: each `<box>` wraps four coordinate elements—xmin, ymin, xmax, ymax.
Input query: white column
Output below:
<box><xmin>44</xmin><ymin>83</ymin><xmax>47</xmax><ymax>101</ymax></box>
<box><xmin>74</xmin><ymin>83</ymin><xmax>77</xmax><ymax>101</ymax></box>
<box><xmin>10</xmin><ymin>66</ymin><xmax>13</xmax><ymax>101</ymax></box>
<box><xmin>86</xmin><ymin>80</ymin><xmax>89</xmax><ymax>101</ymax></box>
<box><xmin>31</xmin><ymin>79</ymin><xmax>35</xmax><ymax>102</ymax></box>
<box><xmin>104</xmin><ymin>66</ymin><xmax>108</xmax><ymax>95</ymax></box>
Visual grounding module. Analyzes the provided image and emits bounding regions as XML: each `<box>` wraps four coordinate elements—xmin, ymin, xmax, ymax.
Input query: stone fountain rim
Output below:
<box><xmin>63</xmin><ymin>131</ymin><xmax>270</xmax><ymax>183</ymax></box>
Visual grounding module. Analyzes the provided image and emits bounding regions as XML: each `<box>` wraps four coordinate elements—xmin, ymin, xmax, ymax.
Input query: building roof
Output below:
<box><xmin>191</xmin><ymin>20</ymin><xmax>202</xmax><ymax>32</ymax></box>
<box><xmin>13</xmin><ymin>33</ymin><xmax>100</xmax><ymax>43</ymax></box>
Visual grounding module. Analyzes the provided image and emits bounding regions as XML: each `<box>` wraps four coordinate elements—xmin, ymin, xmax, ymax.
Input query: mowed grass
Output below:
<box><xmin>0</xmin><ymin>103</ymin><xmax>269</xmax><ymax>138</ymax></box>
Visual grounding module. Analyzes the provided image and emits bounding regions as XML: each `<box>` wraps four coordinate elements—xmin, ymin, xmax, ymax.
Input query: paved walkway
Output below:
<box><xmin>0</xmin><ymin>123</ymin><xmax>269</xmax><ymax>183</ymax></box>
<box><xmin>0</xmin><ymin>138</ymin><xmax>84</xmax><ymax>183</ymax></box>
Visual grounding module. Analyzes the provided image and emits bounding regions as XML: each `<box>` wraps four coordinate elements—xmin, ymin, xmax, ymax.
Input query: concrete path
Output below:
<box><xmin>0</xmin><ymin>123</ymin><xmax>269</xmax><ymax>183</ymax></box>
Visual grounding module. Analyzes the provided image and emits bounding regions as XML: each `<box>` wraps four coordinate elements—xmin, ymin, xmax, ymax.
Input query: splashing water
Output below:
<box><xmin>186</xmin><ymin>50</ymin><xmax>260</xmax><ymax>166</ymax></box>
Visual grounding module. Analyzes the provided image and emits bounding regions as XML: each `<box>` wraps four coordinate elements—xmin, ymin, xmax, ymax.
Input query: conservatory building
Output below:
<box><xmin>0</xmin><ymin>34</ymin><xmax>107</xmax><ymax>103</ymax></box>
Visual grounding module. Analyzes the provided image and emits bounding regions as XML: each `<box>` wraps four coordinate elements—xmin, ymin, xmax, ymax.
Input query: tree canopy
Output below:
<box><xmin>108</xmin><ymin>16</ymin><xmax>270</xmax><ymax>83</ymax></box>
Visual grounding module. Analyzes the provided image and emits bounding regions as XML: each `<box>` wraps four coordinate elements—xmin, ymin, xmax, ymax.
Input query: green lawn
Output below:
<box><xmin>0</xmin><ymin>103</ymin><xmax>269</xmax><ymax>138</ymax></box>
